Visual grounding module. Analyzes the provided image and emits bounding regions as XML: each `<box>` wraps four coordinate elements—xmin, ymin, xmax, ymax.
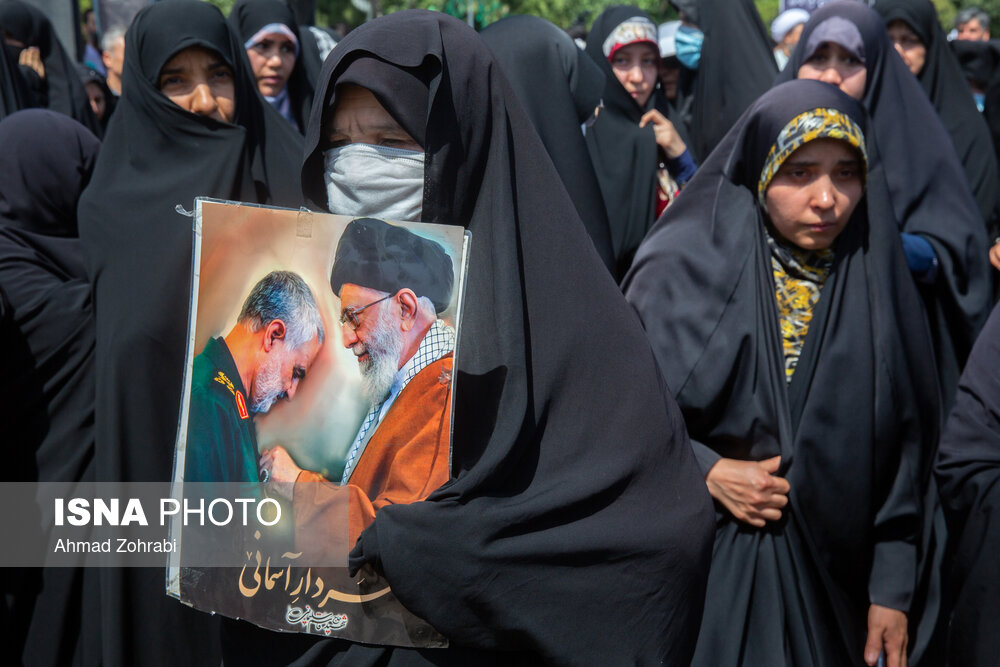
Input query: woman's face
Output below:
<box><xmin>797</xmin><ymin>42</ymin><xmax>867</xmax><ymax>100</ymax></box>
<box><xmin>610</xmin><ymin>43</ymin><xmax>659</xmax><ymax>108</ymax></box>
<box><xmin>158</xmin><ymin>45</ymin><xmax>235</xmax><ymax>123</ymax></box>
<box><xmin>659</xmin><ymin>57</ymin><xmax>681</xmax><ymax>100</ymax></box>
<box><xmin>764</xmin><ymin>138</ymin><xmax>864</xmax><ymax>251</ymax></box>
<box><xmin>247</xmin><ymin>32</ymin><xmax>296</xmax><ymax>97</ymax></box>
<box><xmin>84</xmin><ymin>81</ymin><xmax>107</xmax><ymax>119</ymax></box>
<box><xmin>325</xmin><ymin>84</ymin><xmax>422</xmax><ymax>151</ymax></box>
<box><xmin>886</xmin><ymin>19</ymin><xmax>926</xmax><ymax>76</ymax></box>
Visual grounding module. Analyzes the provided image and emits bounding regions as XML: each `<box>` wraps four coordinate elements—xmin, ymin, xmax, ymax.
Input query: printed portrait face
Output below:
<box><xmin>338</xmin><ymin>284</ymin><xmax>406</xmax><ymax>405</ymax></box>
<box><xmin>250</xmin><ymin>331</ymin><xmax>322</xmax><ymax>414</ymax></box>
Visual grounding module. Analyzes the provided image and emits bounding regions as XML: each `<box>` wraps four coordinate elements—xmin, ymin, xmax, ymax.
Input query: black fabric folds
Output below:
<box><xmin>777</xmin><ymin>0</ymin><xmax>992</xmax><ymax>409</ymax></box>
<box><xmin>0</xmin><ymin>0</ymin><xmax>99</xmax><ymax>134</ymax></box>
<box><xmin>583</xmin><ymin>5</ymin><xmax>661</xmax><ymax>278</ymax></box>
<box><xmin>76</xmin><ymin>0</ymin><xmax>303</xmax><ymax>664</ymax></box>
<box><xmin>481</xmin><ymin>14</ymin><xmax>615</xmax><ymax>273</ymax></box>
<box><xmin>0</xmin><ymin>27</ymin><xmax>26</xmax><ymax>118</ymax></box>
<box><xmin>935</xmin><ymin>303</ymin><xmax>1000</xmax><ymax>665</ymax></box>
<box><xmin>228</xmin><ymin>0</ymin><xmax>315</xmax><ymax>131</ymax></box>
<box><xmin>623</xmin><ymin>79</ymin><xmax>940</xmax><ymax>666</ymax></box>
<box><xmin>874</xmin><ymin>0</ymin><xmax>1000</xmax><ymax>236</ymax></box>
<box><xmin>233</xmin><ymin>9</ymin><xmax>715</xmax><ymax>665</ymax></box>
<box><xmin>0</xmin><ymin>109</ymin><xmax>99</xmax><ymax>667</ymax></box>
<box><xmin>686</xmin><ymin>0</ymin><xmax>779</xmax><ymax>161</ymax></box>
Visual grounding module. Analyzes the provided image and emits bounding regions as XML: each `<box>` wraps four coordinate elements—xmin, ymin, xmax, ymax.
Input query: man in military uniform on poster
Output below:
<box><xmin>183</xmin><ymin>270</ymin><xmax>325</xmax><ymax>485</ymax></box>
<box><xmin>261</xmin><ymin>218</ymin><xmax>456</xmax><ymax>545</ymax></box>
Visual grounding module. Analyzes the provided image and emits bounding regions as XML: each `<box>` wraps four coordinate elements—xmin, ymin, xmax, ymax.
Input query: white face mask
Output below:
<box><xmin>324</xmin><ymin>143</ymin><xmax>425</xmax><ymax>222</ymax></box>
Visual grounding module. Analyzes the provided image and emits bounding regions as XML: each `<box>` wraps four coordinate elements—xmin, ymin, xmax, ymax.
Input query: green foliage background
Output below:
<box><xmin>194</xmin><ymin>0</ymin><xmax>998</xmax><ymax>35</ymax></box>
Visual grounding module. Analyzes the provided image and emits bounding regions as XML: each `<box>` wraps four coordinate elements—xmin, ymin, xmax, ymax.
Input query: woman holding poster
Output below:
<box><xmin>223</xmin><ymin>8</ymin><xmax>716</xmax><ymax>666</ymax></box>
<box><xmin>77</xmin><ymin>1</ymin><xmax>303</xmax><ymax>664</ymax></box>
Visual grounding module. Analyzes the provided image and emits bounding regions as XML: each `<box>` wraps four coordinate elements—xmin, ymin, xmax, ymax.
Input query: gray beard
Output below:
<box><xmin>358</xmin><ymin>302</ymin><xmax>404</xmax><ymax>405</ymax></box>
<box><xmin>250</xmin><ymin>354</ymin><xmax>284</xmax><ymax>414</ymax></box>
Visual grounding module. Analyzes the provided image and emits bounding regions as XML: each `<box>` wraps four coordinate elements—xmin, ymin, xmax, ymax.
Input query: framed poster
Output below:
<box><xmin>166</xmin><ymin>198</ymin><xmax>469</xmax><ymax>648</ymax></box>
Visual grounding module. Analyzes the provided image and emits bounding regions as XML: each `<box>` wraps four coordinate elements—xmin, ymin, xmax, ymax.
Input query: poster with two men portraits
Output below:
<box><xmin>166</xmin><ymin>198</ymin><xmax>469</xmax><ymax>648</ymax></box>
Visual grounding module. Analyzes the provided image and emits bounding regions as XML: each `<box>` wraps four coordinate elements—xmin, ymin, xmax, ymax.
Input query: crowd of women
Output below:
<box><xmin>4</xmin><ymin>0</ymin><xmax>1000</xmax><ymax>665</ymax></box>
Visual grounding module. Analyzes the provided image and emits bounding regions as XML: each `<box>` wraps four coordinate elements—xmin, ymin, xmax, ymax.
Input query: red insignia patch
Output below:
<box><xmin>236</xmin><ymin>391</ymin><xmax>249</xmax><ymax>420</ymax></box>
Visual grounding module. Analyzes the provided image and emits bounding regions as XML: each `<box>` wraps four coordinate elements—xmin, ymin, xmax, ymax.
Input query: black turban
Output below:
<box><xmin>330</xmin><ymin>217</ymin><xmax>453</xmax><ymax>312</ymax></box>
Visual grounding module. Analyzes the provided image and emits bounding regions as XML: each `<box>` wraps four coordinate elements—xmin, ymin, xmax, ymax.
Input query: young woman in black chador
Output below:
<box><xmin>625</xmin><ymin>79</ymin><xmax>939</xmax><ymax>667</ymax></box>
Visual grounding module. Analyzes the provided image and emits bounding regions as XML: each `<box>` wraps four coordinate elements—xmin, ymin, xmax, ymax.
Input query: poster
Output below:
<box><xmin>166</xmin><ymin>198</ymin><xmax>469</xmax><ymax>648</ymax></box>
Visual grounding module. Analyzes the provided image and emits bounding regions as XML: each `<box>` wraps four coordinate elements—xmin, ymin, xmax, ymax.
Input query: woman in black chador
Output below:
<box><xmin>584</xmin><ymin>6</ymin><xmax>699</xmax><ymax>279</ymax></box>
<box><xmin>874</xmin><ymin>0</ymin><xmax>1000</xmax><ymax>241</ymax></box>
<box><xmin>223</xmin><ymin>9</ymin><xmax>715</xmax><ymax>665</ymax></box>
<box><xmin>624</xmin><ymin>79</ymin><xmax>939</xmax><ymax>667</ymax></box>
<box><xmin>0</xmin><ymin>109</ymin><xmax>100</xmax><ymax>667</ymax></box>
<box><xmin>776</xmin><ymin>0</ymin><xmax>991</xmax><ymax>410</ymax></box>
<box><xmin>668</xmin><ymin>0</ymin><xmax>779</xmax><ymax>161</ymax></box>
<box><xmin>481</xmin><ymin>15</ymin><xmax>615</xmax><ymax>273</ymax></box>
<box><xmin>77</xmin><ymin>1</ymin><xmax>302</xmax><ymax>664</ymax></box>
<box><xmin>0</xmin><ymin>0</ymin><xmax>99</xmax><ymax>134</ymax></box>
<box><xmin>0</xmin><ymin>22</ymin><xmax>27</xmax><ymax>119</ymax></box>
<box><xmin>228</xmin><ymin>0</ymin><xmax>314</xmax><ymax>132</ymax></box>
<box><xmin>936</xmin><ymin>302</ymin><xmax>1000</xmax><ymax>665</ymax></box>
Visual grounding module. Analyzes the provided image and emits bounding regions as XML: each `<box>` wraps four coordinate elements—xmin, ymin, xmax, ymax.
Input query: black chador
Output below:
<box><xmin>77</xmin><ymin>1</ymin><xmax>303</xmax><ymax>664</ymax></box>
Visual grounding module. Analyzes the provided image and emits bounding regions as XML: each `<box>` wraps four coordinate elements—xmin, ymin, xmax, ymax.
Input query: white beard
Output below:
<box><xmin>356</xmin><ymin>301</ymin><xmax>404</xmax><ymax>405</ymax></box>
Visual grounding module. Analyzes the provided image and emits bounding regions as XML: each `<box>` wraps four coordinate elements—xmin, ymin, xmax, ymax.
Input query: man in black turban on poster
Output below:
<box><xmin>262</xmin><ymin>217</ymin><xmax>457</xmax><ymax>545</ymax></box>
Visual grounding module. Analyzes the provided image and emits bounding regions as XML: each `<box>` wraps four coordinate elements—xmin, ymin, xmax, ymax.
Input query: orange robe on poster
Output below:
<box><xmin>294</xmin><ymin>354</ymin><xmax>453</xmax><ymax>551</ymax></box>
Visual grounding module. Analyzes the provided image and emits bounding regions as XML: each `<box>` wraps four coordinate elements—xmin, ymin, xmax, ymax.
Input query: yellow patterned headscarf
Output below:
<box><xmin>757</xmin><ymin>107</ymin><xmax>867</xmax><ymax>207</ymax></box>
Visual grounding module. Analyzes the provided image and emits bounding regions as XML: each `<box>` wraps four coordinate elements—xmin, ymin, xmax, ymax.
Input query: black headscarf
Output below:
<box><xmin>76</xmin><ymin>0</ymin><xmax>303</xmax><ymax>663</ymax></box>
<box><xmin>481</xmin><ymin>14</ymin><xmax>615</xmax><ymax>273</ymax></box>
<box><xmin>0</xmin><ymin>0</ymin><xmax>100</xmax><ymax>134</ymax></box>
<box><xmin>874</xmin><ymin>0</ymin><xmax>1000</xmax><ymax>235</ymax></box>
<box><xmin>671</xmin><ymin>0</ymin><xmax>700</xmax><ymax>24</ymax></box>
<box><xmin>777</xmin><ymin>0</ymin><xmax>992</xmax><ymax>410</ymax></box>
<box><xmin>951</xmin><ymin>38</ymin><xmax>1000</xmax><ymax>91</ymax></box>
<box><xmin>952</xmin><ymin>39</ymin><xmax>1000</xmax><ymax>216</ymax></box>
<box><xmin>682</xmin><ymin>0</ymin><xmax>779</xmax><ymax>161</ymax></box>
<box><xmin>228</xmin><ymin>0</ymin><xmax>315</xmax><ymax>132</ymax></box>
<box><xmin>0</xmin><ymin>109</ymin><xmax>99</xmax><ymax>666</ymax></box>
<box><xmin>231</xmin><ymin>9</ymin><xmax>714</xmax><ymax>665</ymax></box>
<box><xmin>624</xmin><ymin>79</ymin><xmax>940</xmax><ymax>666</ymax></box>
<box><xmin>0</xmin><ymin>23</ymin><xmax>26</xmax><ymax>119</ymax></box>
<box><xmin>583</xmin><ymin>6</ymin><xmax>662</xmax><ymax>278</ymax></box>
<box><xmin>74</xmin><ymin>62</ymin><xmax>115</xmax><ymax>138</ymax></box>
<box><xmin>935</xmin><ymin>302</ymin><xmax>1000</xmax><ymax>666</ymax></box>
